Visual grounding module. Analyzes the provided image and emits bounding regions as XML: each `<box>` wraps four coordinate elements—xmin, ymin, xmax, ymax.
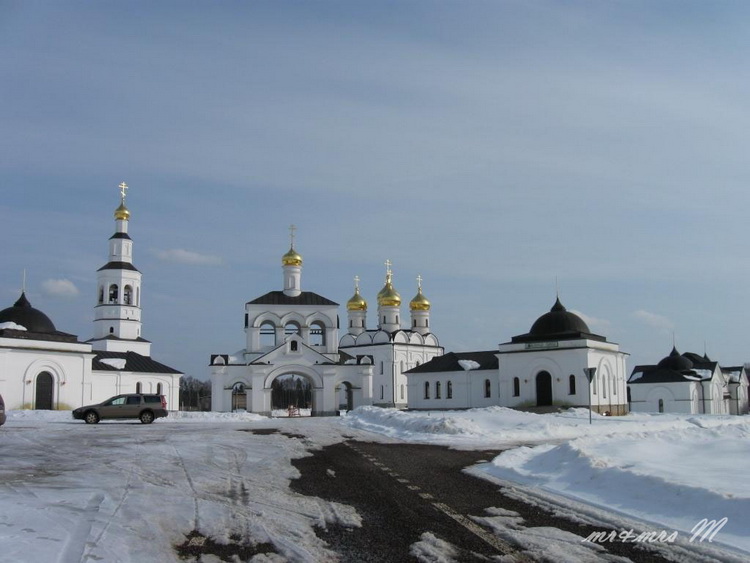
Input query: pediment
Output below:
<box><xmin>252</xmin><ymin>337</ymin><xmax>333</xmax><ymax>366</ymax></box>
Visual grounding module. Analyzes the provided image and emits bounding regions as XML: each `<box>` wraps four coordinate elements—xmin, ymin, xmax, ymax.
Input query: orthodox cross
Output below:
<box><xmin>384</xmin><ymin>259</ymin><xmax>392</xmax><ymax>276</ymax></box>
<box><xmin>354</xmin><ymin>275</ymin><xmax>360</xmax><ymax>291</ymax></box>
<box><xmin>119</xmin><ymin>182</ymin><xmax>129</xmax><ymax>201</ymax></box>
<box><xmin>289</xmin><ymin>224</ymin><xmax>297</xmax><ymax>248</ymax></box>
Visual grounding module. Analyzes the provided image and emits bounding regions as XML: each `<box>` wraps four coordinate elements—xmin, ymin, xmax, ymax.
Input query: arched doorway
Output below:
<box><xmin>336</xmin><ymin>382</ymin><xmax>354</xmax><ymax>412</ymax></box>
<box><xmin>271</xmin><ymin>374</ymin><xmax>313</xmax><ymax>416</ymax></box>
<box><xmin>232</xmin><ymin>383</ymin><xmax>247</xmax><ymax>411</ymax></box>
<box><xmin>35</xmin><ymin>372</ymin><xmax>54</xmax><ymax>410</ymax></box>
<box><xmin>536</xmin><ymin>371</ymin><xmax>553</xmax><ymax>407</ymax></box>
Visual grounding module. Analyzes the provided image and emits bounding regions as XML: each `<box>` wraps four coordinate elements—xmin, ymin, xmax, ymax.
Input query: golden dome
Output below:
<box><xmin>377</xmin><ymin>273</ymin><xmax>401</xmax><ymax>307</ymax></box>
<box><xmin>347</xmin><ymin>287</ymin><xmax>367</xmax><ymax>311</ymax></box>
<box><xmin>410</xmin><ymin>286</ymin><xmax>430</xmax><ymax>311</ymax></box>
<box><xmin>114</xmin><ymin>202</ymin><xmax>130</xmax><ymax>221</ymax></box>
<box><xmin>282</xmin><ymin>246</ymin><xmax>302</xmax><ymax>266</ymax></box>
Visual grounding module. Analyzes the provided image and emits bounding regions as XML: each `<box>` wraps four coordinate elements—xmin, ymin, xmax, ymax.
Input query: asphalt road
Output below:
<box><xmin>290</xmin><ymin>440</ymin><xmax>680</xmax><ymax>563</ymax></box>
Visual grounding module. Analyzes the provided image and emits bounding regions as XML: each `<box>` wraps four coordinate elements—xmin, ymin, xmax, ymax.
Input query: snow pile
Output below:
<box><xmin>0</xmin><ymin>321</ymin><xmax>27</xmax><ymax>331</ymax></box>
<box><xmin>478</xmin><ymin>425</ymin><xmax>750</xmax><ymax>554</ymax></box>
<box><xmin>458</xmin><ymin>359</ymin><xmax>480</xmax><ymax>371</ymax></box>
<box><xmin>100</xmin><ymin>358</ymin><xmax>127</xmax><ymax>369</ymax></box>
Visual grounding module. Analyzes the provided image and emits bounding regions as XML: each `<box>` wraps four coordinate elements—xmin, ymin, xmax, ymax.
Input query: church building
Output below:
<box><xmin>209</xmin><ymin>233</ymin><xmax>373</xmax><ymax>416</ymax></box>
<box><xmin>407</xmin><ymin>298</ymin><xmax>629</xmax><ymax>415</ymax></box>
<box><xmin>0</xmin><ymin>184</ymin><xmax>182</xmax><ymax>411</ymax></box>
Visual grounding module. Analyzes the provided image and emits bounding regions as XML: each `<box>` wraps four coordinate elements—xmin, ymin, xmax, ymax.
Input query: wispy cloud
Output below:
<box><xmin>152</xmin><ymin>248</ymin><xmax>222</xmax><ymax>266</ymax></box>
<box><xmin>41</xmin><ymin>278</ymin><xmax>79</xmax><ymax>298</ymax></box>
<box><xmin>570</xmin><ymin>310</ymin><xmax>611</xmax><ymax>331</ymax></box>
<box><xmin>632</xmin><ymin>310</ymin><xmax>674</xmax><ymax>331</ymax></box>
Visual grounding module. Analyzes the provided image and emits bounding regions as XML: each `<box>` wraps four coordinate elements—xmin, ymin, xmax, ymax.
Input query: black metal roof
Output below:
<box><xmin>92</xmin><ymin>350</ymin><xmax>182</xmax><ymax>374</ymax></box>
<box><xmin>0</xmin><ymin>292</ymin><xmax>62</xmax><ymax>335</ymax></box>
<box><xmin>247</xmin><ymin>291</ymin><xmax>338</xmax><ymax>306</ymax></box>
<box><xmin>406</xmin><ymin>351</ymin><xmax>498</xmax><ymax>374</ymax></box>
<box><xmin>110</xmin><ymin>232</ymin><xmax>132</xmax><ymax>240</ymax></box>
<box><xmin>87</xmin><ymin>335</ymin><xmax>152</xmax><ymax>344</ymax></box>
<box><xmin>509</xmin><ymin>298</ymin><xmax>606</xmax><ymax>344</ymax></box>
<box><xmin>97</xmin><ymin>261</ymin><xmax>140</xmax><ymax>272</ymax></box>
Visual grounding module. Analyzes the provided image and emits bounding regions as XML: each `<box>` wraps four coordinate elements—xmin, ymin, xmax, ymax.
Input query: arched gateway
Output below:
<box><xmin>210</xmin><ymin>233</ymin><xmax>373</xmax><ymax>416</ymax></box>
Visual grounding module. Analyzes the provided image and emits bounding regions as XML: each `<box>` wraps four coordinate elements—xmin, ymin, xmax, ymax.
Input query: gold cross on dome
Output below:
<box><xmin>119</xmin><ymin>182</ymin><xmax>128</xmax><ymax>201</ymax></box>
<box><xmin>384</xmin><ymin>259</ymin><xmax>392</xmax><ymax>275</ymax></box>
<box><xmin>354</xmin><ymin>275</ymin><xmax>360</xmax><ymax>290</ymax></box>
<box><xmin>289</xmin><ymin>224</ymin><xmax>297</xmax><ymax>248</ymax></box>
<box><xmin>416</xmin><ymin>274</ymin><xmax>423</xmax><ymax>289</ymax></box>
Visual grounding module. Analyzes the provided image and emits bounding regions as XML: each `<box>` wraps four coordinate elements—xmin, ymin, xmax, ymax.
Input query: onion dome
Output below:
<box><xmin>529</xmin><ymin>297</ymin><xmax>590</xmax><ymax>337</ymax></box>
<box><xmin>114</xmin><ymin>202</ymin><xmax>130</xmax><ymax>221</ymax></box>
<box><xmin>377</xmin><ymin>273</ymin><xmax>401</xmax><ymax>307</ymax></box>
<box><xmin>409</xmin><ymin>286</ymin><xmax>430</xmax><ymax>311</ymax></box>
<box><xmin>657</xmin><ymin>347</ymin><xmax>694</xmax><ymax>372</ymax></box>
<box><xmin>282</xmin><ymin>246</ymin><xmax>302</xmax><ymax>267</ymax></box>
<box><xmin>0</xmin><ymin>292</ymin><xmax>56</xmax><ymax>333</ymax></box>
<box><xmin>347</xmin><ymin>285</ymin><xmax>367</xmax><ymax>311</ymax></box>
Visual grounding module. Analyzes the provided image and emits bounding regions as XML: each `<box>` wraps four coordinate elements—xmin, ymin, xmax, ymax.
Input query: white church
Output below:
<box><xmin>0</xmin><ymin>185</ymin><xmax>182</xmax><ymax>411</ymax></box>
<box><xmin>209</xmin><ymin>234</ymin><xmax>442</xmax><ymax>415</ymax></box>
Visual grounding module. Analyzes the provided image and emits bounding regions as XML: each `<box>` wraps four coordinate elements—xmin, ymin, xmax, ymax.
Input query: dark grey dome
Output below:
<box><xmin>0</xmin><ymin>293</ymin><xmax>56</xmax><ymax>333</ymax></box>
<box><xmin>657</xmin><ymin>347</ymin><xmax>693</xmax><ymax>372</ymax></box>
<box><xmin>529</xmin><ymin>297</ymin><xmax>591</xmax><ymax>337</ymax></box>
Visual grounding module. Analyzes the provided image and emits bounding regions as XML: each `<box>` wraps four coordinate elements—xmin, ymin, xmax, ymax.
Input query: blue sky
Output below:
<box><xmin>2</xmin><ymin>1</ymin><xmax>749</xmax><ymax>378</ymax></box>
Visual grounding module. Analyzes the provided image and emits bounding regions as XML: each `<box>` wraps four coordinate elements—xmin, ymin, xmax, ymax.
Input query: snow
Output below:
<box><xmin>458</xmin><ymin>359</ymin><xmax>480</xmax><ymax>371</ymax></box>
<box><xmin>0</xmin><ymin>321</ymin><xmax>26</xmax><ymax>331</ymax></box>
<box><xmin>99</xmin><ymin>358</ymin><xmax>127</xmax><ymax>369</ymax></box>
<box><xmin>1</xmin><ymin>407</ymin><xmax>748</xmax><ymax>561</ymax></box>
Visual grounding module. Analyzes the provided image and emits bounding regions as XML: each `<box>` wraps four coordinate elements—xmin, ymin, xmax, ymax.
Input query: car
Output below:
<box><xmin>0</xmin><ymin>393</ymin><xmax>5</xmax><ymax>426</ymax></box>
<box><xmin>72</xmin><ymin>393</ymin><xmax>168</xmax><ymax>424</ymax></box>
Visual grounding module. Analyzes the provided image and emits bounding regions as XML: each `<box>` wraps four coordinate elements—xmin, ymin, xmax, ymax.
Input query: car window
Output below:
<box><xmin>144</xmin><ymin>396</ymin><xmax>160</xmax><ymax>404</ymax></box>
<box><xmin>107</xmin><ymin>397</ymin><xmax>127</xmax><ymax>406</ymax></box>
<box><xmin>126</xmin><ymin>396</ymin><xmax>140</xmax><ymax>405</ymax></box>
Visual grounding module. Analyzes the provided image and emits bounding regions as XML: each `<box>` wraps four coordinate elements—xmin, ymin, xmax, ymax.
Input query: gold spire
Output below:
<box><xmin>377</xmin><ymin>259</ymin><xmax>401</xmax><ymax>307</ymax></box>
<box><xmin>281</xmin><ymin>224</ymin><xmax>302</xmax><ymax>266</ymax></box>
<box><xmin>347</xmin><ymin>275</ymin><xmax>368</xmax><ymax>311</ymax></box>
<box><xmin>114</xmin><ymin>181</ymin><xmax>130</xmax><ymax>220</ymax></box>
<box><xmin>409</xmin><ymin>274</ymin><xmax>431</xmax><ymax>311</ymax></box>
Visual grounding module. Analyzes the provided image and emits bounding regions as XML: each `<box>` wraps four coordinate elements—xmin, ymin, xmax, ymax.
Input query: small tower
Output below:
<box><xmin>409</xmin><ymin>275</ymin><xmax>431</xmax><ymax>335</ymax></box>
<box><xmin>91</xmin><ymin>182</ymin><xmax>150</xmax><ymax>355</ymax></box>
<box><xmin>282</xmin><ymin>224</ymin><xmax>302</xmax><ymax>297</ymax></box>
<box><xmin>377</xmin><ymin>260</ymin><xmax>401</xmax><ymax>332</ymax></box>
<box><xmin>347</xmin><ymin>276</ymin><xmax>367</xmax><ymax>336</ymax></box>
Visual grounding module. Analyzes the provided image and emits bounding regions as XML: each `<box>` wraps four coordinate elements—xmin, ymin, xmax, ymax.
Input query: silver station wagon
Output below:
<box><xmin>72</xmin><ymin>393</ymin><xmax>168</xmax><ymax>424</ymax></box>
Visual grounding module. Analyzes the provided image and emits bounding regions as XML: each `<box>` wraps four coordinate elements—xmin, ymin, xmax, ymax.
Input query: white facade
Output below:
<box><xmin>210</xmin><ymin>241</ymin><xmax>373</xmax><ymax>416</ymax></box>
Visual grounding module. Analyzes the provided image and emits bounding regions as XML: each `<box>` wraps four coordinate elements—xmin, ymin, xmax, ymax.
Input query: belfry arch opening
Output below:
<box><xmin>271</xmin><ymin>374</ymin><xmax>313</xmax><ymax>417</ymax></box>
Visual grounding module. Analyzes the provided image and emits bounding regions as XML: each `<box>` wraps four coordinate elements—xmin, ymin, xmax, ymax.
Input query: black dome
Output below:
<box><xmin>529</xmin><ymin>297</ymin><xmax>591</xmax><ymax>337</ymax></box>
<box><xmin>0</xmin><ymin>293</ymin><xmax>56</xmax><ymax>333</ymax></box>
<box><xmin>657</xmin><ymin>347</ymin><xmax>693</xmax><ymax>372</ymax></box>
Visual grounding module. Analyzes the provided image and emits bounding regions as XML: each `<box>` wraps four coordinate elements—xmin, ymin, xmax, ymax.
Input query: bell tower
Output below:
<box><xmin>90</xmin><ymin>182</ymin><xmax>151</xmax><ymax>355</ymax></box>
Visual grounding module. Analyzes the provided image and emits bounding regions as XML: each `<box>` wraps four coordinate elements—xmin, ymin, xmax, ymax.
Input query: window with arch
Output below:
<box><xmin>108</xmin><ymin>284</ymin><xmax>119</xmax><ymax>303</ymax></box>
<box><xmin>290</xmin><ymin>340</ymin><xmax>298</xmax><ymax>352</ymax></box>
<box><xmin>124</xmin><ymin>285</ymin><xmax>133</xmax><ymax>305</ymax></box>
<box><xmin>310</xmin><ymin>321</ymin><xmax>326</xmax><ymax>346</ymax></box>
<box><xmin>380</xmin><ymin>385</ymin><xmax>384</xmax><ymax>400</ymax></box>
<box><xmin>513</xmin><ymin>377</ymin><xmax>520</xmax><ymax>397</ymax></box>
<box><xmin>136</xmin><ymin>287</ymin><xmax>140</xmax><ymax>306</ymax></box>
<box><xmin>136</xmin><ymin>382</ymin><xmax>142</xmax><ymax>394</ymax></box>
<box><xmin>602</xmin><ymin>374</ymin><xmax>607</xmax><ymax>398</ymax></box>
<box><xmin>260</xmin><ymin>321</ymin><xmax>276</xmax><ymax>348</ymax></box>
<box><xmin>436</xmin><ymin>381</ymin><xmax>442</xmax><ymax>399</ymax></box>
<box><xmin>156</xmin><ymin>383</ymin><xmax>162</xmax><ymax>395</ymax></box>
<box><xmin>426</xmin><ymin>319</ymin><xmax>429</xmax><ymax>327</ymax></box>
<box><xmin>447</xmin><ymin>381</ymin><xmax>453</xmax><ymax>399</ymax></box>
<box><xmin>109</xmin><ymin>326</ymin><xmax>114</xmax><ymax>334</ymax></box>
<box><xmin>424</xmin><ymin>381</ymin><xmax>430</xmax><ymax>399</ymax></box>
<box><xmin>569</xmin><ymin>375</ymin><xmax>576</xmax><ymax>395</ymax></box>
<box><xmin>413</xmin><ymin>319</ymin><xmax>416</xmax><ymax>327</ymax></box>
<box><xmin>400</xmin><ymin>385</ymin><xmax>404</xmax><ymax>400</ymax></box>
<box><xmin>380</xmin><ymin>362</ymin><xmax>384</xmax><ymax>375</ymax></box>
<box><xmin>658</xmin><ymin>398</ymin><xmax>664</xmax><ymax>413</ymax></box>
<box><xmin>284</xmin><ymin>321</ymin><xmax>300</xmax><ymax>336</ymax></box>
<box><xmin>484</xmin><ymin>379</ymin><xmax>491</xmax><ymax>398</ymax></box>
<box><xmin>98</xmin><ymin>286</ymin><xmax>104</xmax><ymax>304</ymax></box>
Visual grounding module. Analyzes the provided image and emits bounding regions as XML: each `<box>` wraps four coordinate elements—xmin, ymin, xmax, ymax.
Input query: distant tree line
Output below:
<box><xmin>272</xmin><ymin>375</ymin><xmax>311</xmax><ymax>409</ymax></box>
<box><xmin>180</xmin><ymin>376</ymin><xmax>211</xmax><ymax>411</ymax></box>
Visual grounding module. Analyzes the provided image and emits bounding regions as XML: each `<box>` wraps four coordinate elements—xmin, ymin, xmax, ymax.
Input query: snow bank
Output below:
<box><xmin>100</xmin><ymin>358</ymin><xmax>127</xmax><ymax>369</ymax></box>
<box><xmin>0</xmin><ymin>321</ymin><xmax>26</xmax><ymax>331</ymax></box>
<box><xmin>458</xmin><ymin>359</ymin><xmax>480</xmax><ymax>371</ymax></box>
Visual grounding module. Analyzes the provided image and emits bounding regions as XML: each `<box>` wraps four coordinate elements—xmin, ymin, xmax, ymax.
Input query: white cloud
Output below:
<box><xmin>570</xmin><ymin>310</ymin><xmax>611</xmax><ymax>331</ymax></box>
<box><xmin>152</xmin><ymin>248</ymin><xmax>222</xmax><ymax>266</ymax></box>
<box><xmin>41</xmin><ymin>279</ymin><xmax>79</xmax><ymax>298</ymax></box>
<box><xmin>632</xmin><ymin>310</ymin><xmax>675</xmax><ymax>331</ymax></box>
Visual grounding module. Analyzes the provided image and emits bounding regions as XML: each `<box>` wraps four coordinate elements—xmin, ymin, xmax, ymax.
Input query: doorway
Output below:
<box><xmin>535</xmin><ymin>371</ymin><xmax>553</xmax><ymax>407</ymax></box>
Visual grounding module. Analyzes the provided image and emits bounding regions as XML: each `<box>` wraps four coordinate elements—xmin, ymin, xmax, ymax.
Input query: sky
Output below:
<box><xmin>2</xmin><ymin>1</ymin><xmax>750</xmax><ymax>379</ymax></box>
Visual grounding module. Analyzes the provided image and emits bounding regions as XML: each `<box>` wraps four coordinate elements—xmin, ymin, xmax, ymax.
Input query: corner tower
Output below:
<box><xmin>90</xmin><ymin>182</ymin><xmax>151</xmax><ymax>355</ymax></box>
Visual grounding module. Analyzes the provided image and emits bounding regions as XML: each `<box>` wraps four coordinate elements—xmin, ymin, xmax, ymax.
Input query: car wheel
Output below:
<box><xmin>140</xmin><ymin>411</ymin><xmax>154</xmax><ymax>424</ymax></box>
<box><xmin>84</xmin><ymin>411</ymin><xmax>99</xmax><ymax>424</ymax></box>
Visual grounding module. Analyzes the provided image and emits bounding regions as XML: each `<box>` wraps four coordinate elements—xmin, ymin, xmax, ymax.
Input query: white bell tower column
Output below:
<box><xmin>347</xmin><ymin>276</ymin><xmax>367</xmax><ymax>336</ymax></box>
<box><xmin>282</xmin><ymin>224</ymin><xmax>302</xmax><ymax>297</ymax></box>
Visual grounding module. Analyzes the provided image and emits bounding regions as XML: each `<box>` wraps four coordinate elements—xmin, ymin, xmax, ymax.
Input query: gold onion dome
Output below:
<box><xmin>347</xmin><ymin>287</ymin><xmax>368</xmax><ymax>311</ymax></box>
<box><xmin>377</xmin><ymin>275</ymin><xmax>401</xmax><ymax>307</ymax></box>
<box><xmin>410</xmin><ymin>286</ymin><xmax>430</xmax><ymax>311</ymax></box>
<box><xmin>114</xmin><ymin>202</ymin><xmax>130</xmax><ymax>221</ymax></box>
<box><xmin>282</xmin><ymin>246</ymin><xmax>302</xmax><ymax>266</ymax></box>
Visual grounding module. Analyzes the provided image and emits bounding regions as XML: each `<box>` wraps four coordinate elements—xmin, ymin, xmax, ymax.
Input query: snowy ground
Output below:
<box><xmin>0</xmin><ymin>407</ymin><xmax>747</xmax><ymax>562</ymax></box>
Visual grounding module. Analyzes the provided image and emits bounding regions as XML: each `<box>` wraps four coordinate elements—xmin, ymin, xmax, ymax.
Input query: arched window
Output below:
<box><xmin>569</xmin><ymin>375</ymin><xmax>576</xmax><ymax>395</ymax></box>
<box><xmin>380</xmin><ymin>385</ymin><xmax>384</xmax><ymax>400</ymax></box>
<box><xmin>513</xmin><ymin>377</ymin><xmax>520</xmax><ymax>397</ymax></box>
<box><xmin>484</xmin><ymin>379</ymin><xmax>491</xmax><ymax>398</ymax></box>
<box><xmin>260</xmin><ymin>321</ymin><xmax>276</xmax><ymax>348</ymax></box>
<box><xmin>136</xmin><ymin>287</ymin><xmax>140</xmax><ymax>306</ymax></box>
<box><xmin>380</xmin><ymin>362</ymin><xmax>384</xmax><ymax>375</ymax></box>
<box><xmin>284</xmin><ymin>322</ymin><xmax>300</xmax><ymax>336</ymax></box>
<box><xmin>436</xmin><ymin>381</ymin><xmax>442</xmax><ymax>399</ymax></box>
<box><xmin>108</xmin><ymin>284</ymin><xmax>119</xmax><ymax>303</ymax></box>
<box><xmin>310</xmin><ymin>321</ymin><xmax>326</xmax><ymax>346</ymax></box>
<box><xmin>400</xmin><ymin>385</ymin><xmax>404</xmax><ymax>400</ymax></box>
<box><xmin>658</xmin><ymin>398</ymin><xmax>664</xmax><ymax>413</ymax></box>
<box><xmin>124</xmin><ymin>285</ymin><xmax>133</xmax><ymax>305</ymax></box>
<box><xmin>602</xmin><ymin>374</ymin><xmax>607</xmax><ymax>398</ymax></box>
<box><xmin>136</xmin><ymin>382</ymin><xmax>142</xmax><ymax>393</ymax></box>
<box><xmin>290</xmin><ymin>340</ymin><xmax>298</xmax><ymax>352</ymax></box>
<box><xmin>447</xmin><ymin>381</ymin><xmax>452</xmax><ymax>399</ymax></box>
<box><xmin>424</xmin><ymin>381</ymin><xmax>430</xmax><ymax>399</ymax></box>
<box><xmin>156</xmin><ymin>383</ymin><xmax>162</xmax><ymax>395</ymax></box>
<box><xmin>98</xmin><ymin>286</ymin><xmax>104</xmax><ymax>304</ymax></box>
